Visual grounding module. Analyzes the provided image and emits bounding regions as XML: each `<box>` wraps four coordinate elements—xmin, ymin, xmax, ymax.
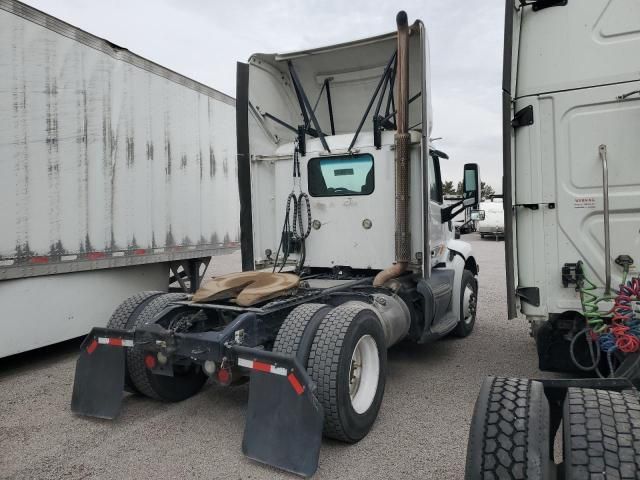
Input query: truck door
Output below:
<box><xmin>428</xmin><ymin>154</ymin><xmax>447</xmax><ymax>265</ymax></box>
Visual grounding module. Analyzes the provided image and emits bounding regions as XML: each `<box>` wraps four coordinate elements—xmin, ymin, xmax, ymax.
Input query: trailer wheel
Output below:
<box><xmin>563</xmin><ymin>387</ymin><xmax>640</xmax><ymax>479</ymax></box>
<box><xmin>453</xmin><ymin>270</ymin><xmax>478</xmax><ymax>337</ymax></box>
<box><xmin>307</xmin><ymin>303</ymin><xmax>387</xmax><ymax>443</ymax></box>
<box><xmin>465</xmin><ymin>377</ymin><xmax>552</xmax><ymax>480</ymax></box>
<box><xmin>106</xmin><ymin>291</ymin><xmax>165</xmax><ymax>393</ymax></box>
<box><xmin>127</xmin><ymin>293</ymin><xmax>207</xmax><ymax>402</ymax></box>
<box><xmin>272</xmin><ymin>303</ymin><xmax>332</xmax><ymax>365</ymax></box>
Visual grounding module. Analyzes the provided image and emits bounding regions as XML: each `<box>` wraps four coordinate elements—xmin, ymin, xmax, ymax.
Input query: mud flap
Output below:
<box><xmin>236</xmin><ymin>347</ymin><xmax>323</xmax><ymax>478</ymax></box>
<box><xmin>71</xmin><ymin>328</ymin><xmax>129</xmax><ymax>419</ymax></box>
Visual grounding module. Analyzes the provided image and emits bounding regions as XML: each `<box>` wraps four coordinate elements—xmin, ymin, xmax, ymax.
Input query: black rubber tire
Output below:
<box><xmin>465</xmin><ymin>376</ymin><xmax>552</xmax><ymax>480</ymax></box>
<box><xmin>453</xmin><ymin>270</ymin><xmax>478</xmax><ymax>337</ymax></box>
<box><xmin>272</xmin><ymin>303</ymin><xmax>332</xmax><ymax>366</ymax></box>
<box><xmin>106</xmin><ymin>291</ymin><xmax>165</xmax><ymax>393</ymax></box>
<box><xmin>127</xmin><ymin>293</ymin><xmax>207</xmax><ymax>402</ymax></box>
<box><xmin>563</xmin><ymin>387</ymin><xmax>640</xmax><ymax>479</ymax></box>
<box><xmin>307</xmin><ymin>303</ymin><xmax>387</xmax><ymax>443</ymax></box>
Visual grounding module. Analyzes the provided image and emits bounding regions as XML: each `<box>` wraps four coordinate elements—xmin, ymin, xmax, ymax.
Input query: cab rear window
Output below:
<box><xmin>307</xmin><ymin>154</ymin><xmax>374</xmax><ymax>197</ymax></box>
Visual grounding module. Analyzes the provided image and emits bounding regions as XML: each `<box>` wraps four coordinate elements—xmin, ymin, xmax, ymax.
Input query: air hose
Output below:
<box><xmin>608</xmin><ymin>277</ymin><xmax>640</xmax><ymax>353</ymax></box>
<box><xmin>573</xmin><ymin>263</ymin><xmax>640</xmax><ymax>374</ymax></box>
<box><xmin>272</xmin><ymin>142</ymin><xmax>312</xmax><ymax>274</ymax></box>
<box><xmin>578</xmin><ymin>274</ymin><xmax>609</xmax><ymax>334</ymax></box>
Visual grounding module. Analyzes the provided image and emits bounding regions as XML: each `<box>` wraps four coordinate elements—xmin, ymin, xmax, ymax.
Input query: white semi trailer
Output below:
<box><xmin>466</xmin><ymin>2</ymin><xmax>640</xmax><ymax>479</ymax></box>
<box><xmin>0</xmin><ymin>0</ymin><xmax>239</xmax><ymax>358</ymax></box>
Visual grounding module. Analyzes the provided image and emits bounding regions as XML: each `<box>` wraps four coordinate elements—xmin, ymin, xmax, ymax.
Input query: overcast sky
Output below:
<box><xmin>27</xmin><ymin>0</ymin><xmax>505</xmax><ymax>191</ymax></box>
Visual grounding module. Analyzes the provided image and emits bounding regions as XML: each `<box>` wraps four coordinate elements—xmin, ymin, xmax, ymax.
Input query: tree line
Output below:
<box><xmin>442</xmin><ymin>181</ymin><xmax>496</xmax><ymax>199</ymax></box>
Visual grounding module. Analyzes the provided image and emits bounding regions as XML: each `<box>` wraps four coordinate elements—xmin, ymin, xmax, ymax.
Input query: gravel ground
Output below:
<box><xmin>0</xmin><ymin>236</ymin><xmax>559</xmax><ymax>480</ymax></box>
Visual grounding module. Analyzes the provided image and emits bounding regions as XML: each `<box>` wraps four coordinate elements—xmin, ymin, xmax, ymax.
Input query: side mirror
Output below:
<box><xmin>463</xmin><ymin>163</ymin><xmax>480</xmax><ymax>208</ymax></box>
<box><xmin>470</xmin><ymin>210</ymin><xmax>485</xmax><ymax>221</ymax></box>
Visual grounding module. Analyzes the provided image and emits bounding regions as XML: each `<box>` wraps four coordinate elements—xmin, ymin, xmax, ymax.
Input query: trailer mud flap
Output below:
<box><xmin>236</xmin><ymin>348</ymin><xmax>323</xmax><ymax>478</ymax></box>
<box><xmin>71</xmin><ymin>328</ymin><xmax>130</xmax><ymax>419</ymax></box>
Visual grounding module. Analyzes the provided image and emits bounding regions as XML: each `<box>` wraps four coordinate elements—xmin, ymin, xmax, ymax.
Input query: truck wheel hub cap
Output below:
<box><xmin>349</xmin><ymin>335</ymin><xmax>379</xmax><ymax>414</ymax></box>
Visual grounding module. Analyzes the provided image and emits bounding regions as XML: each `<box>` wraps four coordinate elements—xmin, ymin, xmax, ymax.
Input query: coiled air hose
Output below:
<box><xmin>272</xmin><ymin>143</ymin><xmax>312</xmax><ymax>274</ymax></box>
<box><xmin>573</xmin><ymin>263</ymin><xmax>640</xmax><ymax>375</ymax></box>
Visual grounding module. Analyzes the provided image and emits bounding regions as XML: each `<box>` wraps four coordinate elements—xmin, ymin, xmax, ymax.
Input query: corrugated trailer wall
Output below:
<box><xmin>0</xmin><ymin>1</ymin><xmax>239</xmax><ymax>281</ymax></box>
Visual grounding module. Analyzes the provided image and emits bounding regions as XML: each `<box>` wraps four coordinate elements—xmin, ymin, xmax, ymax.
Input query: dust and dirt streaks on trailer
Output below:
<box><xmin>0</xmin><ymin>0</ymin><xmax>240</xmax><ymax>281</ymax></box>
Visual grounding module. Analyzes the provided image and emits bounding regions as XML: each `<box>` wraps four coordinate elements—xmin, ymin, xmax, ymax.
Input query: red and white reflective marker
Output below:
<box><xmin>86</xmin><ymin>337</ymin><xmax>134</xmax><ymax>354</ymax></box>
<box><xmin>237</xmin><ymin>357</ymin><xmax>305</xmax><ymax>395</ymax></box>
<box><xmin>97</xmin><ymin>337</ymin><xmax>134</xmax><ymax>347</ymax></box>
<box><xmin>238</xmin><ymin>357</ymin><xmax>287</xmax><ymax>376</ymax></box>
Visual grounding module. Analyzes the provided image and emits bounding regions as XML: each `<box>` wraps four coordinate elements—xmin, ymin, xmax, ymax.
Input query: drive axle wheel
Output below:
<box><xmin>127</xmin><ymin>293</ymin><xmax>207</xmax><ymax>402</ymax></box>
<box><xmin>348</xmin><ymin>334</ymin><xmax>380</xmax><ymax>415</ymax></box>
<box><xmin>307</xmin><ymin>303</ymin><xmax>387</xmax><ymax>442</ymax></box>
<box><xmin>106</xmin><ymin>291</ymin><xmax>165</xmax><ymax>393</ymax></box>
<box><xmin>563</xmin><ymin>387</ymin><xmax>640</xmax><ymax>479</ymax></box>
<box><xmin>272</xmin><ymin>303</ymin><xmax>332</xmax><ymax>365</ymax></box>
<box><xmin>465</xmin><ymin>376</ymin><xmax>552</xmax><ymax>480</ymax></box>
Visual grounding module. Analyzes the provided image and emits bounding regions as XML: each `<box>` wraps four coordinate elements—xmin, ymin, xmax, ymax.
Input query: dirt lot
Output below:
<box><xmin>0</xmin><ymin>236</ymin><xmax>556</xmax><ymax>479</ymax></box>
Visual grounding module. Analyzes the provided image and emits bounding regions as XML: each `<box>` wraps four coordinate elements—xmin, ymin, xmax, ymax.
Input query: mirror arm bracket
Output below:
<box><xmin>441</xmin><ymin>199</ymin><xmax>466</xmax><ymax>223</ymax></box>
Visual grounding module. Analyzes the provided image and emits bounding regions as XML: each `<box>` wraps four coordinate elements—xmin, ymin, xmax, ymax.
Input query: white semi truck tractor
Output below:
<box><xmin>466</xmin><ymin>1</ymin><xmax>640</xmax><ymax>479</ymax></box>
<box><xmin>71</xmin><ymin>11</ymin><xmax>481</xmax><ymax>477</ymax></box>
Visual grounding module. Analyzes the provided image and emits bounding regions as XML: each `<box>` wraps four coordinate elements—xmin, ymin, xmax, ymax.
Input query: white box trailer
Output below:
<box><xmin>0</xmin><ymin>0</ymin><xmax>239</xmax><ymax>357</ymax></box>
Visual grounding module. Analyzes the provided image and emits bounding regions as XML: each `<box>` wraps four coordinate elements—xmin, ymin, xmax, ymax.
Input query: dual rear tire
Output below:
<box><xmin>465</xmin><ymin>377</ymin><xmax>552</xmax><ymax>480</ymax></box>
<box><xmin>563</xmin><ymin>388</ymin><xmax>640</xmax><ymax>479</ymax></box>
<box><xmin>273</xmin><ymin>302</ymin><xmax>387</xmax><ymax>442</ymax></box>
<box><xmin>466</xmin><ymin>377</ymin><xmax>640</xmax><ymax>479</ymax></box>
<box><xmin>107</xmin><ymin>292</ymin><xmax>207</xmax><ymax>402</ymax></box>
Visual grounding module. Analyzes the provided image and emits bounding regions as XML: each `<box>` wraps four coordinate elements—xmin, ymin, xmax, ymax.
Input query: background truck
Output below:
<box><xmin>445</xmin><ymin>192</ymin><xmax>478</xmax><ymax>237</ymax></box>
<box><xmin>466</xmin><ymin>1</ymin><xmax>640</xmax><ymax>479</ymax></box>
<box><xmin>0</xmin><ymin>0</ymin><xmax>239</xmax><ymax>358</ymax></box>
<box><xmin>71</xmin><ymin>11</ymin><xmax>481</xmax><ymax>477</ymax></box>
<box><xmin>476</xmin><ymin>195</ymin><xmax>504</xmax><ymax>239</ymax></box>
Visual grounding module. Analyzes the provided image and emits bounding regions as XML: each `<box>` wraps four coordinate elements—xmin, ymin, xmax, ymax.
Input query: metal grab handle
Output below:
<box><xmin>599</xmin><ymin>144</ymin><xmax>611</xmax><ymax>295</ymax></box>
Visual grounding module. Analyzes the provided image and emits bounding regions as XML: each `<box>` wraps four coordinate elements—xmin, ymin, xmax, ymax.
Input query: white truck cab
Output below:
<box><xmin>72</xmin><ymin>12</ymin><xmax>482</xmax><ymax>477</ymax></box>
<box><xmin>503</xmin><ymin>0</ymin><xmax>640</xmax><ymax>346</ymax></box>
<box><xmin>466</xmin><ymin>3</ymin><xmax>640</xmax><ymax>478</ymax></box>
<box><xmin>240</xmin><ymin>22</ymin><xmax>479</xmax><ymax>281</ymax></box>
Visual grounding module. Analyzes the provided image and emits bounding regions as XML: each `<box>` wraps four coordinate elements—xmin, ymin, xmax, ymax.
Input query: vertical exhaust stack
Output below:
<box><xmin>374</xmin><ymin>11</ymin><xmax>411</xmax><ymax>287</ymax></box>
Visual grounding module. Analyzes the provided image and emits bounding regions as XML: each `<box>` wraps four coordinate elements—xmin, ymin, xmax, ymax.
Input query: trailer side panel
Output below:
<box><xmin>0</xmin><ymin>1</ymin><xmax>240</xmax><ymax>280</ymax></box>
